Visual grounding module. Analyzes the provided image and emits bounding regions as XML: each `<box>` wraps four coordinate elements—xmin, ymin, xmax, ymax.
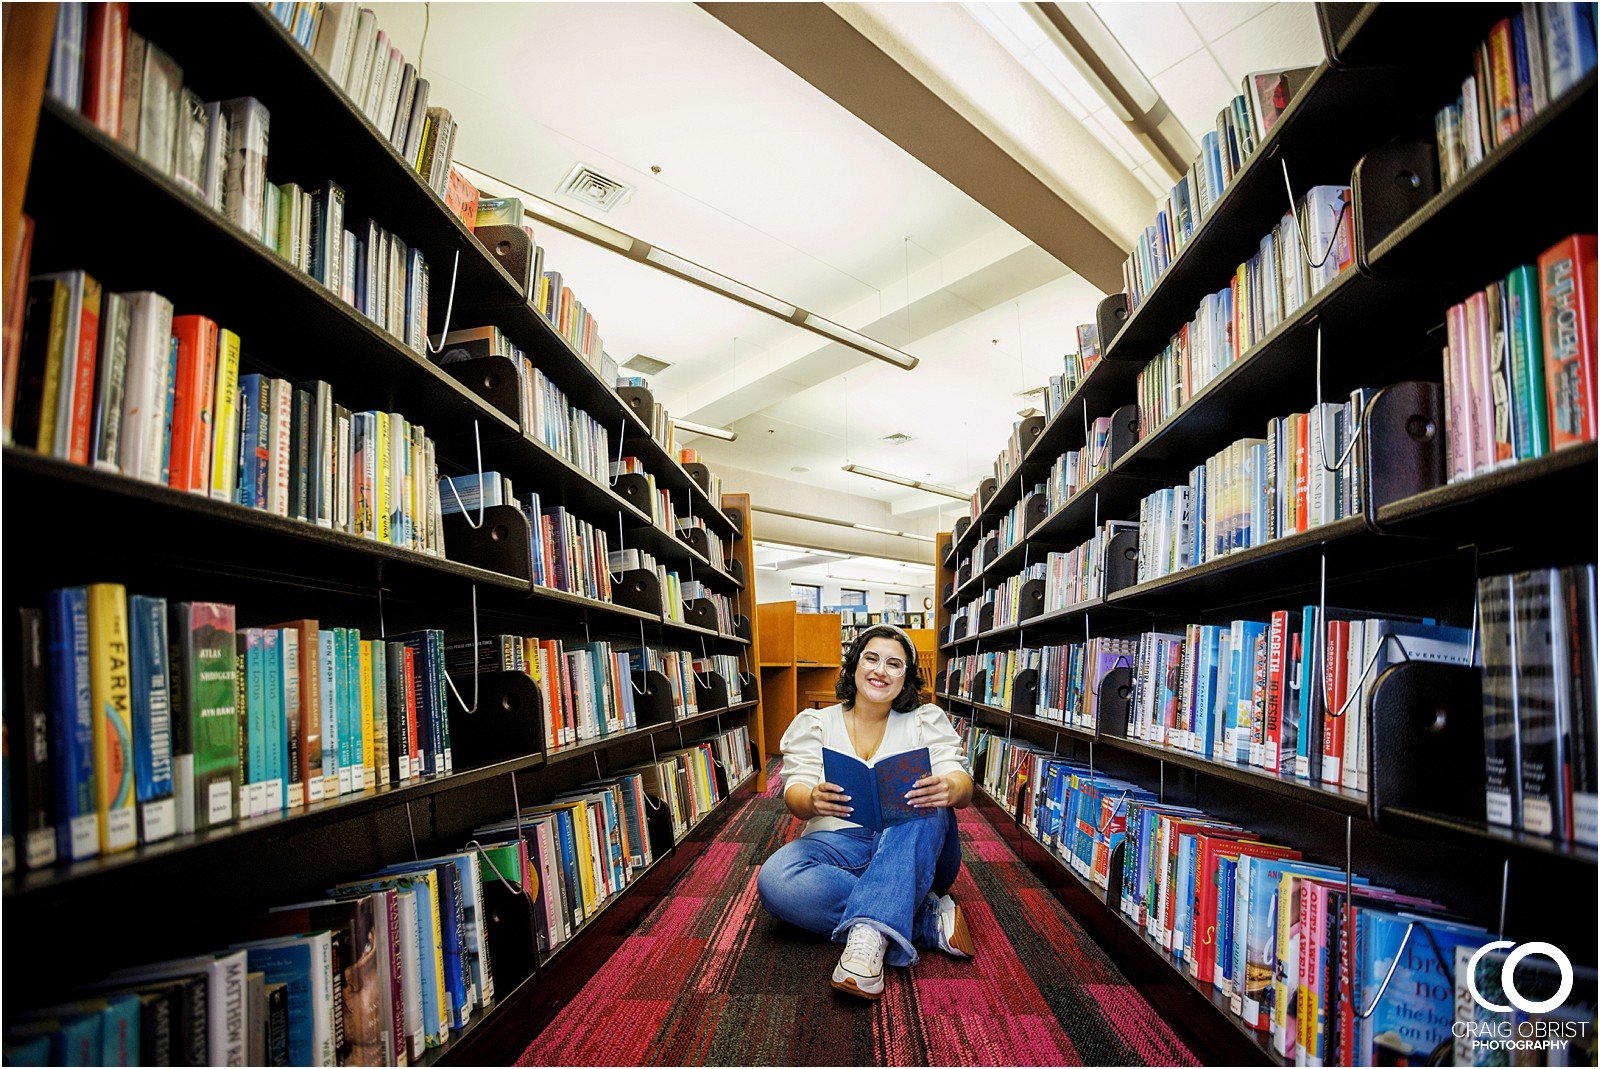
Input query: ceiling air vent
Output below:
<box><xmin>623</xmin><ymin>353</ymin><xmax>672</xmax><ymax>376</ymax></box>
<box><xmin>882</xmin><ymin>432</ymin><xmax>914</xmax><ymax>445</ymax></box>
<box><xmin>558</xmin><ymin>164</ymin><xmax>634</xmax><ymax>212</ymax></box>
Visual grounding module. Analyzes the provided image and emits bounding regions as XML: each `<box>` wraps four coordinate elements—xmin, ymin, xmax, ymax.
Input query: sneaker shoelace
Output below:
<box><xmin>841</xmin><ymin>926</ymin><xmax>883</xmax><ymax>970</ymax></box>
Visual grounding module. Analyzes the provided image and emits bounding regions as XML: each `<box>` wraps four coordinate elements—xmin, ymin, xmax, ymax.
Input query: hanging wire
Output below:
<box><xmin>1280</xmin><ymin>159</ymin><xmax>1351</xmax><ymax>270</ymax></box>
<box><xmin>406</xmin><ymin>801</ymin><xmax>421</xmax><ymax>860</ymax></box>
<box><xmin>441</xmin><ymin>584</ymin><xmax>480</xmax><ymax>714</ymax></box>
<box><xmin>465</xmin><ymin>839</ymin><xmax>524</xmax><ymax>895</ymax></box>
<box><xmin>441</xmin><ymin>420</ymin><xmax>487</xmax><ymax>529</ymax></box>
<box><xmin>1098</xmin><ymin>790</ymin><xmax>1133</xmax><ymax>834</ymax></box>
<box><xmin>1313</xmin><ymin>323</ymin><xmax>1365</xmax><ymax>473</ymax></box>
<box><xmin>1354</xmin><ymin>920</ymin><xmax>1452</xmax><ymax>1020</ymax></box>
<box><xmin>423</xmin><ymin>249</ymin><xmax>461</xmax><ymax>354</ymax></box>
<box><xmin>608</xmin><ymin>419</ymin><xmax>627</xmax><ymax>487</ymax></box>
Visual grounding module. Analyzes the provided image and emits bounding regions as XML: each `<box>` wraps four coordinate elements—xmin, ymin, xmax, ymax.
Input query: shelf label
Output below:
<box><xmin>141</xmin><ymin>798</ymin><xmax>177</xmax><ymax>844</ymax></box>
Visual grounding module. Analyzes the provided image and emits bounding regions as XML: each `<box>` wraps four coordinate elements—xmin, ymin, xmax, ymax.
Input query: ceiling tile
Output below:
<box><xmin>1206</xmin><ymin>4</ymin><xmax>1326</xmax><ymax>86</ymax></box>
<box><xmin>1148</xmin><ymin>48</ymin><xmax>1238</xmax><ymax>143</ymax></box>
<box><xmin>1179</xmin><ymin>2</ymin><xmax>1269</xmax><ymax>42</ymax></box>
<box><xmin>1092</xmin><ymin>2</ymin><xmax>1204</xmax><ymax>78</ymax></box>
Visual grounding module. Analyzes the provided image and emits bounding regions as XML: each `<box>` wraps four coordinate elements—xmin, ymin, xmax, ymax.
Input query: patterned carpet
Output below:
<box><xmin>518</xmin><ymin>765</ymin><xmax>1198</xmax><ymax>1066</ymax></box>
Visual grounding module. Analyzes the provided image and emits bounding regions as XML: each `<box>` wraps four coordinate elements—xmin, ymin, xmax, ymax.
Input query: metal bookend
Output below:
<box><xmin>614</xmin><ymin>568</ymin><xmax>664</xmax><ymax>615</ymax></box>
<box><xmin>978</xmin><ymin>477</ymin><xmax>999</xmax><ymax>509</ymax></box>
<box><xmin>1011</xmin><ymin>668</ymin><xmax>1040</xmax><ymax>720</ymax></box>
<box><xmin>616</xmin><ymin>384</ymin><xmax>656</xmax><ymax>425</ymax></box>
<box><xmin>1104</xmin><ymin>528</ymin><xmax>1142</xmax><ymax>595</ymax></box>
<box><xmin>683</xmin><ymin>461</ymin><xmax>713</xmax><ymax>496</ymax></box>
<box><xmin>980</xmin><ymin>531</ymin><xmax>1000</xmax><ymax>571</ymax></box>
<box><xmin>632</xmin><ymin>670</ymin><xmax>679</xmax><ymax>727</ymax></box>
<box><xmin>1096</xmin><ymin>293</ymin><xmax>1130</xmax><ymax>357</ymax></box>
<box><xmin>1361</xmin><ymin>380</ymin><xmax>1445</xmax><ymax>524</ymax></box>
<box><xmin>1018</xmin><ymin>414</ymin><xmax>1046</xmax><ymax>454</ymax></box>
<box><xmin>978</xmin><ymin>601</ymin><xmax>997</xmax><ymax>636</ymax></box>
<box><xmin>683</xmin><ymin>597</ymin><xmax>720</xmax><ymax>632</ymax></box>
<box><xmin>438</xmin><ymin>354</ymin><xmax>524</xmax><ymax>427</ymax></box>
<box><xmin>613</xmin><ymin>471</ymin><xmax>654</xmax><ymax>515</ymax></box>
<box><xmin>1023</xmin><ymin>492</ymin><xmax>1050</xmax><ymax>537</ymax></box>
<box><xmin>1351</xmin><ymin>142</ymin><xmax>1439</xmax><ymax>273</ymax></box>
<box><xmin>678</xmin><ymin>525</ymin><xmax>713</xmax><ymax>560</ymax></box>
<box><xmin>451</xmin><ymin>672</ymin><xmax>546</xmax><ymax>769</ymax></box>
<box><xmin>1366</xmin><ymin>660</ymin><xmax>1486</xmax><ymax>831</ymax></box>
<box><xmin>443</xmin><ymin>504</ymin><xmax>535</xmax><ymax>584</ymax></box>
<box><xmin>1106</xmin><ymin>403</ymin><xmax>1142</xmax><ymax>468</ymax></box>
<box><xmin>970</xmin><ymin>669</ymin><xmax>990</xmax><ymax>708</ymax></box>
<box><xmin>1095</xmin><ymin>666</ymin><xmax>1136</xmax><ymax>738</ymax></box>
<box><xmin>694</xmin><ymin>670</ymin><xmax>731</xmax><ymax>714</ymax></box>
<box><xmin>953</xmin><ymin>515</ymin><xmax>972</xmax><ymax>542</ymax></box>
<box><xmin>475</xmin><ymin>224</ymin><xmax>536</xmax><ymax>297</ymax></box>
<box><xmin>1018</xmin><ymin>578</ymin><xmax>1047</xmax><ymax>624</ymax></box>
<box><xmin>732</xmin><ymin>614</ymin><xmax>753</xmax><ymax>643</ymax></box>
<box><xmin>724</xmin><ymin>505</ymin><xmax>745</xmax><ymax>538</ymax></box>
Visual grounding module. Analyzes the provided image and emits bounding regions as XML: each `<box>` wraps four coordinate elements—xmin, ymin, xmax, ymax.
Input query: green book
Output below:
<box><xmin>173</xmin><ymin>603</ymin><xmax>238</xmax><ymax>830</ymax></box>
<box><xmin>1505</xmin><ymin>263</ymin><xmax>1550</xmax><ymax>460</ymax></box>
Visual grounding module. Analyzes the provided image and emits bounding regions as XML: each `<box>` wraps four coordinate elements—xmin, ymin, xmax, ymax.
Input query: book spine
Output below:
<box><xmin>1540</xmin><ymin>234</ymin><xmax>1597</xmax><ymax>449</ymax></box>
<box><xmin>128</xmin><ymin>594</ymin><xmax>176</xmax><ymax>843</ymax></box>
<box><xmin>48</xmin><ymin>587</ymin><xmax>99</xmax><ymax>860</ymax></box>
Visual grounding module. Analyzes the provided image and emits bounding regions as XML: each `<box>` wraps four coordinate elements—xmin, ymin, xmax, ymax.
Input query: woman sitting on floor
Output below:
<box><xmin>756</xmin><ymin>623</ymin><xmax>976</xmax><ymax>1000</ymax></box>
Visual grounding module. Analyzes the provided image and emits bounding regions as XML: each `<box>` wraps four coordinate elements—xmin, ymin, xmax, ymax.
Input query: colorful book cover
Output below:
<box><xmin>820</xmin><ymin>746</ymin><xmax>935</xmax><ymax>833</ymax></box>
<box><xmin>47</xmin><ymin>587</ymin><xmax>98</xmax><ymax>861</ymax></box>
<box><xmin>127</xmin><ymin>594</ymin><xmax>175</xmax><ymax>843</ymax></box>
<box><xmin>1539</xmin><ymin>233</ymin><xmax>1597</xmax><ymax>449</ymax></box>
<box><xmin>174</xmin><ymin>602</ymin><xmax>237</xmax><ymax>830</ymax></box>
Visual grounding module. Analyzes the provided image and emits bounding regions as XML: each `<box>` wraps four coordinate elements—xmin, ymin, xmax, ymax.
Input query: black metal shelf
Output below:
<box><xmin>3</xmin><ymin>446</ymin><xmax>530</xmax><ymax>596</ymax></box>
<box><xmin>623</xmin><ymin>520</ymin><xmax>743</xmax><ymax>593</ymax></box>
<box><xmin>1375</xmin><ymin>442</ymin><xmax>1598</xmax><ymax>546</ymax></box>
<box><xmin>2</xmin><ymin>750</ymin><xmax>545</xmax><ymax>904</ymax></box>
<box><xmin>506</xmin><ymin>432</ymin><xmax>655</xmax><ymax>530</ymax></box>
<box><xmin>1374</xmin><ymin>806</ymin><xmax>1598</xmax><ymax>867</ymax></box>
<box><xmin>1364</xmin><ymin>75</ymin><xmax>1597</xmax><ymax>282</ymax></box>
<box><xmin>1095</xmin><ymin>735</ymin><xmax>1370</xmax><ymax>817</ymax></box>
<box><xmin>25</xmin><ymin>101</ymin><xmax>523</xmax><ymax>458</ymax></box>
<box><xmin>1102</xmin><ymin>58</ymin><xmax>1418</xmax><ymax>365</ymax></box>
<box><xmin>672</xmin><ymin>700</ymin><xmax>761</xmax><ymax>731</ymax></box>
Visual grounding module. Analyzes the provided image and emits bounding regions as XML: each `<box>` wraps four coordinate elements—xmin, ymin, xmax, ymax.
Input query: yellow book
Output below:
<box><xmin>375</xmin><ymin>410</ymin><xmax>392</xmax><ymax>543</ymax></box>
<box><xmin>359</xmin><ymin>640</ymin><xmax>375</xmax><ymax>788</ymax></box>
<box><xmin>567</xmin><ymin>801</ymin><xmax>597</xmax><ymax>913</ymax></box>
<box><xmin>86</xmin><ymin>583</ymin><xmax>137</xmax><ymax>853</ymax></box>
<box><xmin>210</xmin><ymin>329</ymin><xmax>242</xmax><ymax>500</ymax></box>
<box><xmin>32</xmin><ymin>277</ymin><xmax>69</xmax><ymax>454</ymax></box>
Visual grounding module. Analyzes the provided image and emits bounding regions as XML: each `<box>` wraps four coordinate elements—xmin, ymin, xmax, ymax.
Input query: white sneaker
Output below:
<box><xmin>935</xmin><ymin>894</ymin><xmax>975</xmax><ymax>958</ymax></box>
<box><xmin>831</xmin><ymin>923</ymin><xmax>887</xmax><ymax>999</ymax></box>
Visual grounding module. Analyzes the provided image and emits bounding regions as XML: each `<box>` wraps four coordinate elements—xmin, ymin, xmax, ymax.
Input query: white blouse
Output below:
<box><xmin>779</xmin><ymin>702</ymin><xmax>971</xmax><ymax>836</ymax></box>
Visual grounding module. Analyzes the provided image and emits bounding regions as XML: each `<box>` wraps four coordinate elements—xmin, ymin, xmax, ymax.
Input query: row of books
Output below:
<box><xmin>1135</xmin><ymin>391</ymin><xmax>1370</xmax><ymax>584</ymax></box>
<box><xmin>944</xmin><ymin>648</ymin><xmax>1027</xmax><ymax>710</ymax></box>
<box><xmin>1135</xmin><ymin>184</ymin><xmax>1355</xmax><ymax>446</ymax></box>
<box><xmin>678</xmin><ymin>448</ymin><xmax>723</xmax><ymax>504</ymax></box>
<box><xmin>1043</xmin><ymin>521</ymin><xmax>1137</xmax><ymax>611</ymax></box>
<box><xmin>1046</xmin><ymin>414</ymin><xmax>1114</xmax><ymax>511</ymax></box>
<box><xmin>1032</xmin><ymin>637</ymin><xmax>1138</xmax><ymax>730</ymax></box>
<box><xmin>608</xmin><ymin>547</ymin><xmax>688</xmax><ymax>623</ymax></box>
<box><xmin>1122</xmin><ymin>66</ymin><xmax>1315</xmax><ymax>312</ymax></box>
<box><xmin>1442</xmin><ymin>233</ymin><xmax>1596</xmax><ymax>485</ymax></box>
<box><xmin>5</xmin><ymin>588</ymin><xmax>455</xmax><ymax>874</ymax></box>
<box><xmin>628</xmin><ymin>728</ymin><xmax>752</xmax><ymax>844</ymax></box>
<box><xmin>1038</xmin><ymin>324</ymin><xmax>1099</xmax><ymax>426</ymax></box>
<box><xmin>267</xmin><ymin>2</ymin><xmax>460</xmax><ymax>202</ymax></box>
<box><xmin>676</xmin><ymin>516</ymin><xmax>727</xmax><ymax>570</ymax></box>
<box><xmin>7</xmin><ymin>826</ymin><xmax>510</xmax><ymax>1065</ymax></box>
<box><xmin>433</xmin><ymin>325</ymin><xmax>616</xmax><ymax>483</ymax></box>
<box><xmin>993</xmin><ymin>484</ymin><xmax>1044</xmax><ymax>559</ymax></box>
<box><xmin>1435</xmin><ymin>5</ymin><xmax>1597</xmax><ymax>190</ymax></box>
<box><xmin>619</xmin><ymin>376</ymin><xmax>674</xmax><ymax>455</ymax></box>
<box><xmin>944</xmin><ymin>562</ymin><xmax>1045</xmax><ymax>646</ymax></box>
<box><xmin>524</xmin><ymin>493</ymin><xmax>613</xmax><ymax>603</ymax></box>
<box><xmin>1121</xmin><ymin>610</ymin><xmax>1473</xmax><ymax>794</ymax></box>
<box><xmin>612</xmin><ymin>458</ymin><xmax>681</xmax><ymax>533</ymax></box>
<box><xmin>990</xmin><ymin>416</ymin><xmax>1040</xmax><ymax>488</ymax></box>
<box><xmin>1480</xmin><ymin>565</ymin><xmax>1598</xmax><ymax>845</ymax></box>
<box><xmin>626</xmin><ymin>646</ymin><xmax>703</xmax><ymax>721</ymax></box>
<box><xmin>681</xmin><ymin>584</ymin><xmax>738</xmax><ymax>636</ymax></box>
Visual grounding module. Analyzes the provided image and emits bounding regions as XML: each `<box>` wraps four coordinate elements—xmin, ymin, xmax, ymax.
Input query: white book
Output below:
<box><xmin>375</xmin><ymin>44</ymin><xmax>404</xmax><ymax>136</ymax></box>
<box><xmin>137</xmin><ymin>41</ymin><xmax>183</xmax><ymax>175</ymax></box>
<box><xmin>396</xmin><ymin>887</ymin><xmax>426</xmax><ymax>1061</ymax></box>
<box><xmin>118</xmin><ymin>290</ymin><xmax>174</xmax><ymax>482</ymax></box>
<box><xmin>311</xmin><ymin>2</ymin><xmax>358</xmax><ymax>87</ymax></box>
<box><xmin>220</xmin><ymin>98</ymin><xmax>270</xmax><ymax>240</ymax></box>
<box><xmin>362</xmin><ymin>29</ymin><xmax>390</xmax><ymax>119</ymax></box>
<box><xmin>101</xmin><ymin>950</ymin><xmax>249</xmax><ymax>1067</ymax></box>
<box><xmin>345</xmin><ymin>8</ymin><xmax>379</xmax><ymax>103</ymax></box>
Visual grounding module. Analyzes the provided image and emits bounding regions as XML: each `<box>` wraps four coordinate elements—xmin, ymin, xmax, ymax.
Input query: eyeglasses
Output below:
<box><xmin>860</xmin><ymin>651</ymin><xmax>908</xmax><ymax>675</ymax></box>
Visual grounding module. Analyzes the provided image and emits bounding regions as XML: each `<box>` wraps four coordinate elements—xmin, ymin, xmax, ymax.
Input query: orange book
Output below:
<box><xmin>1487</xmin><ymin>19</ymin><xmax>1519</xmax><ymax>146</ymax></box>
<box><xmin>558</xmin><ymin>287</ymin><xmax>574</xmax><ymax>337</ymax></box>
<box><xmin>66</xmin><ymin>274</ymin><xmax>102</xmax><ymax>465</ymax></box>
<box><xmin>1540</xmin><ymin>233</ymin><xmax>1598</xmax><ymax>449</ymax></box>
<box><xmin>167</xmin><ymin>315</ymin><xmax>218</xmax><ymax>493</ymax></box>
<box><xmin>1</xmin><ymin>214</ymin><xmax>33</xmax><ymax>440</ymax></box>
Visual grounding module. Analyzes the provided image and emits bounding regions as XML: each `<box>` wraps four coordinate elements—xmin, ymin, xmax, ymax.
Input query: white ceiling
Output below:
<box><xmin>369</xmin><ymin>1</ymin><xmax>1323</xmax><ymax>532</ymax></box>
<box><xmin>753</xmin><ymin>541</ymin><xmax>935</xmax><ymax>594</ymax></box>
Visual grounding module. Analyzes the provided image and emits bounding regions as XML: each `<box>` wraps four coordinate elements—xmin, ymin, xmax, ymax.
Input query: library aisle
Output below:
<box><xmin>519</xmin><ymin>763</ymin><xmax>1197</xmax><ymax>1067</ymax></box>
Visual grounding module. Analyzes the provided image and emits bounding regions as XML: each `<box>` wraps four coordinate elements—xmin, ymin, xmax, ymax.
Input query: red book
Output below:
<box><xmin>1539</xmin><ymin>233</ymin><xmax>1598</xmax><ymax>449</ymax></box>
<box><xmin>1293</xmin><ymin>413</ymin><xmax>1309</xmax><ymax>532</ymax></box>
<box><xmin>1320</xmin><ymin>620</ymin><xmax>1350</xmax><ymax>786</ymax></box>
<box><xmin>2</xmin><ymin>213</ymin><xmax>34</xmax><ymax>441</ymax></box>
<box><xmin>402</xmin><ymin>646</ymin><xmax>419</xmax><ymax>776</ymax></box>
<box><xmin>82</xmin><ymin>3</ymin><xmax>129</xmax><ymax>137</ymax></box>
<box><xmin>1191</xmin><ymin>836</ymin><xmax>1299</xmax><ymax>987</ymax></box>
<box><xmin>66</xmin><ymin>274</ymin><xmax>102</xmax><ymax>464</ymax></box>
<box><xmin>167</xmin><ymin>315</ymin><xmax>218</xmax><ymax>492</ymax></box>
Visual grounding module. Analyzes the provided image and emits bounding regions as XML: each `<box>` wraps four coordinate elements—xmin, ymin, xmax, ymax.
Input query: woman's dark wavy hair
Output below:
<box><xmin>836</xmin><ymin>624</ymin><xmax>926</xmax><ymax>713</ymax></box>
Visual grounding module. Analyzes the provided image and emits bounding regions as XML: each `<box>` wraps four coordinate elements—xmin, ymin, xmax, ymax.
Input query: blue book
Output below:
<box><xmin>45</xmin><ymin>2</ymin><xmax>84</xmax><ymax>109</ymax></box>
<box><xmin>262</xmin><ymin>628</ymin><xmax>285</xmax><ymax>810</ymax></box>
<box><xmin>438</xmin><ymin>472</ymin><xmax>505</xmax><ymax>516</ymax></box>
<box><xmin>1353</xmin><ymin>910</ymin><xmax>1488</xmax><ymax>1065</ymax></box>
<box><xmin>338</xmin><ymin>629</ymin><xmax>358</xmax><ymax>790</ymax></box>
<box><xmin>235</xmin><ymin>934</ymin><xmax>334</xmax><ymax>1067</ymax></box>
<box><xmin>236</xmin><ymin>374</ymin><xmax>264</xmax><ymax>507</ymax></box>
<box><xmin>1294</xmin><ymin>605</ymin><xmax>1319</xmax><ymax>779</ymax></box>
<box><xmin>553</xmin><ymin>809</ymin><xmax>582</xmax><ymax>930</ymax></box>
<box><xmin>128</xmin><ymin>595</ymin><xmax>175</xmax><ymax>840</ymax></box>
<box><xmin>1545</xmin><ymin>2</ymin><xmax>1599</xmax><ymax>98</ymax></box>
<box><xmin>46</xmin><ymin>588</ymin><xmax>96</xmax><ymax>860</ymax></box>
<box><xmin>1216</xmin><ymin>855</ymin><xmax>1238</xmax><ymax>993</ymax></box>
<box><xmin>243</xmin><ymin>629</ymin><xmax>266</xmax><ymax>814</ymax></box>
<box><xmin>381</xmin><ymin>861</ymin><xmax>468</xmax><ymax>1028</ymax></box>
<box><xmin>1173</xmin><ymin>832</ymin><xmax>1198</xmax><ymax>962</ymax></box>
<box><xmin>2</xmin><ymin>1032</ymin><xmax>51</xmax><ymax>1065</ymax></box>
<box><xmin>821</xmin><ymin>746</ymin><xmax>934</xmax><ymax>833</ymax></box>
<box><xmin>319</xmin><ymin>631</ymin><xmax>339</xmax><ymax>789</ymax></box>
<box><xmin>158</xmin><ymin>337</ymin><xmax>179</xmax><ymax>486</ymax></box>
<box><xmin>330</xmin><ymin>873</ymin><xmax>445</xmax><ymax>1046</ymax></box>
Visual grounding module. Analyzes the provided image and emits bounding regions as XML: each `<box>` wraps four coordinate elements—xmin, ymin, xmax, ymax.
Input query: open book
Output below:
<box><xmin>821</xmin><ymin>746</ymin><xmax>936</xmax><ymax>833</ymax></box>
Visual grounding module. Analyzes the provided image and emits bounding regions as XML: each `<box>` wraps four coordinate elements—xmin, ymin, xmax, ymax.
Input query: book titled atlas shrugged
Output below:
<box><xmin>822</xmin><ymin>747</ymin><xmax>935</xmax><ymax>833</ymax></box>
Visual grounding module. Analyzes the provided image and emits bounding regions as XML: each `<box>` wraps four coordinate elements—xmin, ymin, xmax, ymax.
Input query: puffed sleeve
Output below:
<box><xmin>917</xmin><ymin>704</ymin><xmax>970</xmax><ymax>778</ymax></box>
<box><xmin>778</xmin><ymin>708</ymin><xmax>827</xmax><ymax>793</ymax></box>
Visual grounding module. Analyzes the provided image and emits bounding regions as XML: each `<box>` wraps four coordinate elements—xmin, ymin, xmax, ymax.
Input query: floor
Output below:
<box><xmin>518</xmin><ymin>764</ymin><xmax>1199</xmax><ymax>1066</ymax></box>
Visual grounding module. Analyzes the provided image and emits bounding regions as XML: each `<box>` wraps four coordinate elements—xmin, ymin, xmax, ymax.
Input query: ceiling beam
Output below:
<box><xmin>699</xmin><ymin>1</ymin><xmax>1129</xmax><ymax>293</ymax></box>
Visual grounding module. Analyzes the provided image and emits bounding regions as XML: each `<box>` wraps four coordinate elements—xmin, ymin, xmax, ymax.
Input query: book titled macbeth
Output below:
<box><xmin>821</xmin><ymin>747</ymin><xmax>935</xmax><ymax>833</ymax></box>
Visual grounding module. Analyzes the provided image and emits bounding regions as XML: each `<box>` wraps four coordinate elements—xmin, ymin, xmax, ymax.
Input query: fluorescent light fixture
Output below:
<box><xmin>643</xmin><ymin>247</ymin><xmax>797</xmax><ymax>318</ymax></box>
<box><xmin>802</xmin><ymin>313</ymin><xmax>919</xmax><ymax>370</ymax></box>
<box><xmin>453</xmin><ymin>162</ymin><xmax>921</xmax><ymax>373</ymax></box>
<box><xmin>672</xmin><ymin>417</ymin><xmax>737</xmax><ymax>442</ymax></box>
<box><xmin>754</xmin><ymin>505</ymin><xmax>938</xmax><ymax>546</ymax></box>
<box><xmin>841</xmin><ymin>463</ymin><xmax>970</xmax><ymax>501</ymax></box>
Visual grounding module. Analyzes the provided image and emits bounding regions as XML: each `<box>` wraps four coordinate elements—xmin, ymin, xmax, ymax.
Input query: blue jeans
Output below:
<box><xmin>756</xmin><ymin>807</ymin><xmax>963</xmax><ymax>966</ymax></box>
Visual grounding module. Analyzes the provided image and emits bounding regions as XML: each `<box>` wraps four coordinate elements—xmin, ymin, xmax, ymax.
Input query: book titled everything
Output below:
<box><xmin>822</xmin><ymin>747</ymin><xmax>936</xmax><ymax>833</ymax></box>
